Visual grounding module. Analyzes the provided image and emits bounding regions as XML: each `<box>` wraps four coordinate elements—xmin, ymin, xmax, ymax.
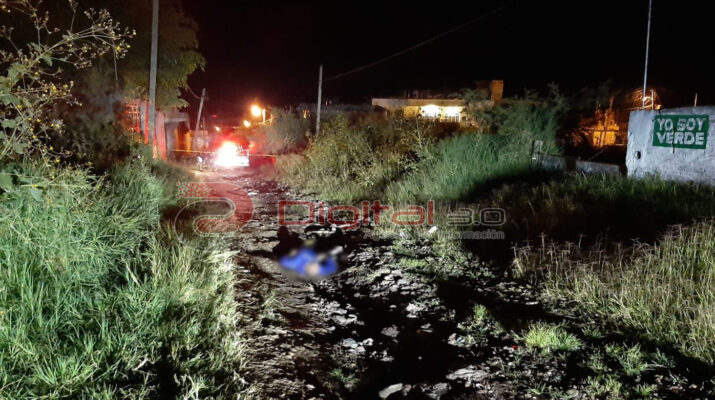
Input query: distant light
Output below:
<box><xmin>444</xmin><ymin>107</ymin><xmax>462</xmax><ymax>117</ymax></box>
<box><xmin>214</xmin><ymin>126</ymin><xmax>221</xmax><ymax>133</ymax></box>
<box><xmin>215</xmin><ymin>141</ymin><xmax>249</xmax><ymax>168</ymax></box>
<box><xmin>250</xmin><ymin>105</ymin><xmax>262</xmax><ymax>118</ymax></box>
<box><xmin>243</xmin><ymin>120</ymin><xmax>252</xmax><ymax>128</ymax></box>
<box><xmin>421</xmin><ymin>105</ymin><xmax>440</xmax><ymax>118</ymax></box>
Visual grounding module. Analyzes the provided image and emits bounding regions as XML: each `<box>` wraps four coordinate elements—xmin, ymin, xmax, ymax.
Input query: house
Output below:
<box><xmin>371</xmin><ymin>80</ymin><xmax>504</xmax><ymax>126</ymax></box>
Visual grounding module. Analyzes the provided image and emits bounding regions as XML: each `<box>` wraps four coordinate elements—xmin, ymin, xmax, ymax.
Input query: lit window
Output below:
<box><xmin>444</xmin><ymin>107</ymin><xmax>462</xmax><ymax>122</ymax></box>
<box><xmin>421</xmin><ymin>105</ymin><xmax>440</xmax><ymax>119</ymax></box>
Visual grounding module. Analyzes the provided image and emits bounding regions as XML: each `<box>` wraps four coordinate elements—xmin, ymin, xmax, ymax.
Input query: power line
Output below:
<box><xmin>324</xmin><ymin>1</ymin><xmax>515</xmax><ymax>82</ymax></box>
<box><xmin>185</xmin><ymin>85</ymin><xmax>204</xmax><ymax>100</ymax></box>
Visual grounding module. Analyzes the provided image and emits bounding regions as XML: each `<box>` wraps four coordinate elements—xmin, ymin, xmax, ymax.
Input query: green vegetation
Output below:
<box><xmin>252</xmin><ymin>108</ymin><xmax>310</xmax><ymax>155</ymax></box>
<box><xmin>1</xmin><ymin>2</ymin><xmax>248</xmax><ymax>397</ymax></box>
<box><xmin>491</xmin><ymin>173</ymin><xmax>715</xmax><ymax>244</ymax></box>
<box><xmin>329</xmin><ymin>368</ymin><xmax>358</xmax><ymax>387</ymax></box>
<box><xmin>515</xmin><ymin>221</ymin><xmax>715</xmax><ymax>364</ymax></box>
<box><xmin>276</xmin><ymin>114</ymin><xmax>439</xmax><ymax>203</ymax></box>
<box><xmin>458</xmin><ymin>304</ymin><xmax>502</xmax><ymax>345</ymax></box>
<box><xmin>605</xmin><ymin>344</ymin><xmax>650</xmax><ymax>377</ymax></box>
<box><xmin>277</xmin><ymin>90</ymin><xmax>565</xmax><ymax>206</ymax></box>
<box><xmin>0</xmin><ymin>162</ymin><xmax>249</xmax><ymax>398</ymax></box>
<box><xmin>521</xmin><ymin>322</ymin><xmax>582</xmax><ymax>355</ymax></box>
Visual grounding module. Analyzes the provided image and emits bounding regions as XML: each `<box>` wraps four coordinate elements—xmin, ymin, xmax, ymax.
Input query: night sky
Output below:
<box><xmin>183</xmin><ymin>0</ymin><xmax>715</xmax><ymax>116</ymax></box>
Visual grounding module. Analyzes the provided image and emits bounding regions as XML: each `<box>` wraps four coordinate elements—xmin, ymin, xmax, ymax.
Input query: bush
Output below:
<box><xmin>276</xmin><ymin>114</ymin><xmax>437</xmax><ymax>202</ymax></box>
<box><xmin>385</xmin><ymin>132</ymin><xmax>535</xmax><ymax>203</ymax></box>
<box><xmin>0</xmin><ymin>1</ymin><xmax>132</xmax><ymax>162</ymax></box>
<box><xmin>255</xmin><ymin>108</ymin><xmax>310</xmax><ymax>155</ymax></box>
<box><xmin>385</xmin><ymin>88</ymin><xmax>566</xmax><ymax>204</ymax></box>
<box><xmin>0</xmin><ymin>162</ymin><xmax>249</xmax><ymax>398</ymax></box>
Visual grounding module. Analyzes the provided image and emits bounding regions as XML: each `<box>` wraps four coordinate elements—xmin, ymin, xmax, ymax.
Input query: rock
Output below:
<box><xmin>419</xmin><ymin>323</ymin><xmax>433</xmax><ymax>334</ymax></box>
<box><xmin>446</xmin><ymin>366</ymin><xmax>488</xmax><ymax>384</ymax></box>
<box><xmin>379</xmin><ymin>383</ymin><xmax>403</xmax><ymax>399</ymax></box>
<box><xmin>447</xmin><ymin>333</ymin><xmax>468</xmax><ymax>347</ymax></box>
<box><xmin>381</xmin><ymin>326</ymin><xmax>400</xmax><ymax>338</ymax></box>
<box><xmin>333</xmin><ymin>314</ymin><xmax>358</xmax><ymax>327</ymax></box>
<box><xmin>423</xmin><ymin>382</ymin><xmax>450</xmax><ymax>399</ymax></box>
<box><xmin>378</xmin><ymin>350</ymin><xmax>394</xmax><ymax>362</ymax></box>
<box><xmin>405</xmin><ymin>303</ymin><xmax>423</xmax><ymax>318</ymax></box>
<box><xmin>340</xmin><ymin>338</ymin><xmax>358</xmax><ymax>348</ymax></box>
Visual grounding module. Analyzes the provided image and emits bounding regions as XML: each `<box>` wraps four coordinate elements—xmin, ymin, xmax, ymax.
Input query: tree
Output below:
<box><xmin>76</xmin><ymin>0</ymin><xmax>205</xmax><ymax>110</ymax></box>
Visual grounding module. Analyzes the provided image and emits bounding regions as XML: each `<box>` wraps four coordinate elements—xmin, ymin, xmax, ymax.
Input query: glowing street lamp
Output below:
<box><xmin>250</xmin><ymin>104</ymin><xmax>266</xmax><ymax>124</ymax></box>
<box><xmin>243</xmin><ymin>120</ymin><xmax>252</xmax><ymax>128</ymax></box>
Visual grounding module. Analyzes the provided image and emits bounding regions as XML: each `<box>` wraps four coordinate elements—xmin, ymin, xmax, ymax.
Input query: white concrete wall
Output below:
<box><xmin>627</xmin><ymin>107</ymin><xmax>715</xmax><ymax>184</ymax></box>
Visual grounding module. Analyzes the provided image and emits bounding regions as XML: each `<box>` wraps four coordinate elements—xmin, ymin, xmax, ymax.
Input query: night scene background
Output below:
<box><xmin>2</xmin><ymin>0</ymin><xmax>715</xmax><ymax>399</ymax></box>
<box><xmin>185</xmin><ymin>0</ymin><xmax>715</xmax><ymax>115</ymax></box>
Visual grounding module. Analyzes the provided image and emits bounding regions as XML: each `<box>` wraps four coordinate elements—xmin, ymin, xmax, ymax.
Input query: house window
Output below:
<box><xmin>421</xmin><ymin>105</ymin><xmax>441</xmax><ymax>119</ymax></box>
<box><xmin>443</xmin><ymin>107</ymin><xmax>462</xmax><ymax>123</ymax></box>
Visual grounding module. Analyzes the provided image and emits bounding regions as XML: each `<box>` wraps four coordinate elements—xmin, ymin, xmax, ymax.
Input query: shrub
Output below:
<box><xmin>493</xmin><ymin>173</ymin><xmax>715</xmax><ymax>244</ymax></box>
<box><xmin>256</xmin><ymin>108</ymin><xmax>310</xmax><ymax>154</ymax></box>
<box><xmin>276</xmin><ymin>114</ymin><xmax>437</xmax><ymax>202</ymax></box>
<box><xmin>386</xmin><ymin>88</ymin><xmax>566</xmax><ymax>204</ymax></box>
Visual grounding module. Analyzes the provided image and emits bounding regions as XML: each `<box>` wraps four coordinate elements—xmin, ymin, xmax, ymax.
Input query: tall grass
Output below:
<box><xmin>514</xmin><ymin>221</ymin><xmax>715</xmax><ymax>364</ymax></box>
<box><xmin>253</xmin><ymin>108</ymin><xmax>310</xmax><ymax>155</ymax></box>
<box><xmin>489</xmin><ymin>173</ymin><xmax>715</xmax><ymax>244</ymax></box>
<box><xmin>385</xmin><ymin>132</ymin><xmax>546</xmax><ymax>203</ymax></box>
<box><xmin>276</xmin><ymin>115</ymin><xmax>438</xmax><ymax>202</ymax></box>
<box><xmin>0</xmin><ymin>162</ymin><xmax>249</xmax><ymax>398</ymax></box>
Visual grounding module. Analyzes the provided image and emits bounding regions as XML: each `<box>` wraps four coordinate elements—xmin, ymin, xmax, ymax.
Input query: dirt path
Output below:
<box><xmin>208</xmin><ymin>168</ymin><xmax>714</xmax><ymax>400</ymax></box>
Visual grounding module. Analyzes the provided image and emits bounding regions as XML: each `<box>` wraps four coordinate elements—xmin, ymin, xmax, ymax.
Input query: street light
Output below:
<box><xmin>250</xmin><ymin>104</ymin><xmax>266</xmax><ymax>124</ymax></box>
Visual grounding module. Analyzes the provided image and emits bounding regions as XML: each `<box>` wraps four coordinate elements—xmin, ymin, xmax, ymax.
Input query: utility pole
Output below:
<box><xmin>148</xmin><ymin>0</ymin><xmax>159</xmax><ymax>155</ymax></box>
<box><xmin>641</xmin><ymin>0</ymin><xmax>653</xmax><ymax>109</ymax></box>
<box><xmin>316</xmin><ymin>64</ymin><xmax>323</xmax><ymax>135</ymax></box>
<box><xmin>194</xmin><ymin>88</ymin><xmax>206</xmax><ymax>134</ymax></box>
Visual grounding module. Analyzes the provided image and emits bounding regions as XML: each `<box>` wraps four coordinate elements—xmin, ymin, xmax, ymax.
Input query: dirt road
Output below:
<box><xmin>201</xmin><ymin>167</ymin><xmax>713</xmax><ymax>400</ymax></box>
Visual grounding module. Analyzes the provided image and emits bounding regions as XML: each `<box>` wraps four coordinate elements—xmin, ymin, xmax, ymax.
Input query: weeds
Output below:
<box><xmin>0</xmin><ymin>162</ymin><xmax>250</xmax><ymax>398</ymax></box>
<box><xmin>522</xmin><ymin>322</ymin><xmax>582</xmax><ymax>355</ymax></box>
<box><xmin>605</xmin><ymin>345</ymin><xmax>650</xmax><ymax>377</ymax></box>
<box><xmin>515</xmin><ymin>221</ymin><xmax>715</xmax><ymax>364</ymax></box>
<box><xmin>585</xmin><ymin>374</ymin><xmax>623</xmax><ymax>399</ymax></box>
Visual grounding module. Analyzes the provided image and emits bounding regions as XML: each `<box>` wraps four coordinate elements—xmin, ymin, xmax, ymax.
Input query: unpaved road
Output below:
<box><xmin>199</xmin><ymin>167</ymin><xmax>714</xmax><ymax>400</ymax></box>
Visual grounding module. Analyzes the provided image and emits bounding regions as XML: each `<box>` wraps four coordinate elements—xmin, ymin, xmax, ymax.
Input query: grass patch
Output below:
<box><xmin>604</xmin><ymin>344</ymin><xmax>650</xmax><ymax>377</ymax></box>
<box><xmin>522</xmin><ymin>322</ymin><xmax>582</xmax><ymax>355</ymax></box>
<box><xmin>491</xmin><ymin>173</ymin><xmax>715</xmax><ymax>245</ymax></box>
<box><xmin>0</xmin><ymin>161</ymin><xmax>249</xmax><ymax>398</ymax></box>
<box><xmin>514</xmin><ymin>221</ymin><xmax>715</xmax><ymax>364</ymax></box>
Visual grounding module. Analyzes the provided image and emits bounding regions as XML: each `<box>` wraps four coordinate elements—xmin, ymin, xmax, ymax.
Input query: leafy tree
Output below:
<box><xmin>75</xmin><ymin>0</ymin><xmax>205</xmax><ymax>110</ymax></box>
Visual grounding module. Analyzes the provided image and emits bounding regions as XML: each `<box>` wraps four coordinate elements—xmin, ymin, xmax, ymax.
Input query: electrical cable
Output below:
<box><xmin>324</xmin><ymin>1</ymin><xmax>515</xmax><ymax>82</ymax></box>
